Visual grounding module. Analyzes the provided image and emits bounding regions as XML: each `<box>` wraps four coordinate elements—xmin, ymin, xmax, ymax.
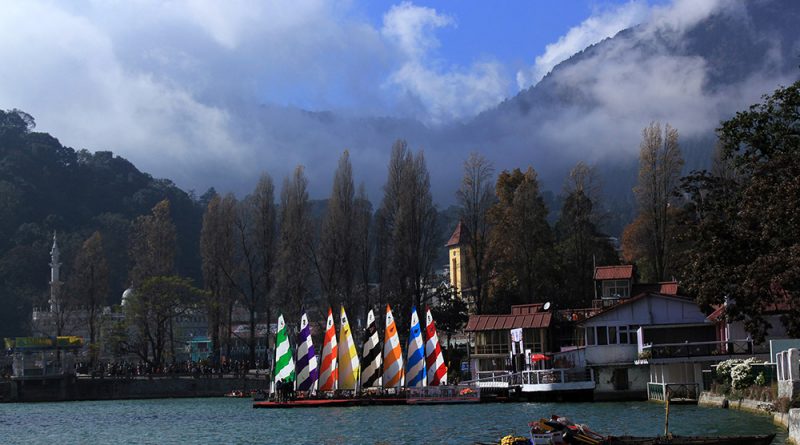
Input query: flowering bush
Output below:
<box><xmin>731</xmin><ymin>362</ymin><xmax>755</xmax><ymax>389</ymax></box>
<box><xmin>714</xmin><ymin>357</ymin><xmax>765</xmax><ymax>390</ymax></box>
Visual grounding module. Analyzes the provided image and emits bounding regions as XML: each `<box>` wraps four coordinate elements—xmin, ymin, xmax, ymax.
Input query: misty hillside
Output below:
<box><xmin>218</xmin><ymin>0</ymin><xmax>799</xmax><ymax>237</ymax></box>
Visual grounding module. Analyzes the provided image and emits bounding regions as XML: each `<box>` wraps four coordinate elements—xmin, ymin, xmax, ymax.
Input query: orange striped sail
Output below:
<box><xmin>382</xmin><ymin>304</ymin><xmax>404</xmax><ymax>388</ymax></box>
<box><xmin>318</xmin><ymin>307</ymin><xmax>338</xmax><ymax>391</ymax></box>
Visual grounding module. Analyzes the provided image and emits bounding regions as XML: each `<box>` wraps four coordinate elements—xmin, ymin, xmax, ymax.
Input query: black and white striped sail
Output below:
<box><xmin>360</xmin><ymin>308</ymin><xmax>382</xmax><ymax>388</ymax></box>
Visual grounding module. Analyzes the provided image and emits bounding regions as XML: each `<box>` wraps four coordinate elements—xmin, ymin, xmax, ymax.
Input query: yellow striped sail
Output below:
<box><xmin>337</xmin><ymin>306</ymin><xmax>360</xmax><ymax>390</ymax></box>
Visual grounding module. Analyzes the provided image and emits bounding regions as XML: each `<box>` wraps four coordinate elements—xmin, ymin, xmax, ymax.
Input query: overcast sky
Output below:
<box><xmin>0</xmin><ymin>0</ymin><xmax>792</xmax><ymax>203</ymax></box>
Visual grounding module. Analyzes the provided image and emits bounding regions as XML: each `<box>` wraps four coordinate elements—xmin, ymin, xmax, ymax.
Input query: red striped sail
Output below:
<box><xmin>318</xmin><ymin>307</ymin><xmax>338</xmax><ymax>391</ymax></box>
<box><xmin>424</xmin><ymin>306</ymin><xmax>447</xmax><ymax>386</ymax></box>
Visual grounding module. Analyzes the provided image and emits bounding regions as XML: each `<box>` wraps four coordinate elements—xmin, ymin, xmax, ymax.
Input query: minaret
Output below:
<box><xmin>49</xmin><ymin>232</ymin><xmax>62</xmax><ymax>313</ymax></box>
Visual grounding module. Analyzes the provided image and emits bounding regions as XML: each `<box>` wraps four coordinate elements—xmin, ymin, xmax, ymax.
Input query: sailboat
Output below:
<box><xmin>318</xmin><ymin>308</ymin><xmax>338</xmax><ymax>392</ymax></box>
<box><xmin>337</xmin><ymin>306</ymin><xmax>360</xmax><ymax>391</ymax></box>
<box><xmin>361</xmin><ymin>308</ymin><xmax>382</xmax><ymax>388</ymax></box>
<box><xmin>406</xmin><ymin>306</ymin><xmax>427</xmax><ymax>387</ymax></box>
<box><xmin>295</xmin><ymin>311</ymin><xmax>318</xmax><ymax>392</ymax></box>
<box><xmin>383</xmin><ymin>304</ymin><xmax>404</xmax><ymax>389</ymax></box>
<box><xmin>424</xmin><ymin>306</ymin><xmax>447</xmax><ymax>386</ymax></box>
<box><xmin>274</xmin><ymin>314</ymin><xmax>296</xmax><ymax>389</ymax></box>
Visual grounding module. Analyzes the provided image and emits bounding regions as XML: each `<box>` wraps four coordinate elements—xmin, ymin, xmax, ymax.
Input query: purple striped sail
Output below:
<box><xmin>296</xmin><ymin>311</ymin><xmax>318</xmax><ymax>392</ymax></box>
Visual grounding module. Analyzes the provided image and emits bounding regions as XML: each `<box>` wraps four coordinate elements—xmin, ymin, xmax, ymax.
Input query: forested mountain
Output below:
<box><xmin>0</xmin><ymin>110</ymin><xmax>204</xmax><ymax>337</ymax></box>
<box><xmin>220</xmin><ymin>0</ymin><xmax>799</xmax><ymax>236</ymax></box>
<box><xmin>2</xmin><ymin>0</ymin><xmax>799</xmax><ymax>338</ymax></box>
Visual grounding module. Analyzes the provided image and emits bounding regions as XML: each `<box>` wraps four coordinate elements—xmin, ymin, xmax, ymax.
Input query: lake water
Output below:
<box><xmin>0</xmin><ymin>398</ymin><xmax>787</xmax><ymax>444</ymax></box>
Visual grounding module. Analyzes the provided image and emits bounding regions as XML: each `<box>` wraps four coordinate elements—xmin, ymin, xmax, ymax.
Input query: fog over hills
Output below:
<box><xmin>201</xmin><ymin>0</ymin><xmax>799</xmax><ymax>235</ymax></box>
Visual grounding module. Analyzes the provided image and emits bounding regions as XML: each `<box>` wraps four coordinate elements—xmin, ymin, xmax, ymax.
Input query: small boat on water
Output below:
<box><xmin>484</xmin><ymin>416</ymin><xmax>775</xmax><ymax>445</ymax></box>
<box><xmin>224</xmin><ymin>389</ymin><xmax>251</xmax><ymax>398</ymax></box>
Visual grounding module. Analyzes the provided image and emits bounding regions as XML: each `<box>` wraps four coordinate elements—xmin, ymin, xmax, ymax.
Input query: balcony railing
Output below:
<box><xmin>465</xmin><ymin>368</ymin><xmax>594</xmax><ymax>391</ymax></box>
<box><xmin>640</xmin><ymin>339</ymin><xmax>754</xmax><ymax>360</ymax></box>
<box><xmin>514</xmin><ymin>368</ymin><xmax>593</xmax><ymax>386</ymax></box>
<box><xmin>647</xmin><ymin>382</ymin><xmax>700</xmax><ymax>401</ymax></box>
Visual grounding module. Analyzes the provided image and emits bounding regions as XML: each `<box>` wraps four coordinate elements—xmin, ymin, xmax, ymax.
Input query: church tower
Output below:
<box><xmin>49</xmin><ymin>232</ymin><xmax>62</xmax><ymax>313</ymax></box>
<box><xmin>445</xmin><ymin>221</ymin><xmax>472</xmax><ymax>296</ymax></box>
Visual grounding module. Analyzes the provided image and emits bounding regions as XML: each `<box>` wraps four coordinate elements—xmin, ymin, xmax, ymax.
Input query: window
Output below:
<box><xmin>618</xmin><ymin>326</ymin><xmax>629</xmax><ymax>344</ymax></box>
<box><xmin>586</xmin><ymin>327</ymin><xmax>596</xmax><ymax>345</ymax></box>
<box><xmin>609</xmin><ymin>326</ymin><xmax>618</xmax><ymax>344</ymax></box>
<box><xmin>523</xmin><ymin>329</ymin><xmax>543</xmax><ymax>353</ymax></box>
<box><xmin>602</xmin><ymin>280</ymin><xmax>630</xmax><ymax>298</ymax></box>
<box><xmin>475</xmin><ymin>331</ymin><xmax>509</xmax><ymax>355</ymax></box>
<box><xmin>597</xmin><ymin>326</ymin><xmax>608</xmax><ymax>345</ymax></box>
<box><xmin>628</xmin><ymin>326</ymin><xmax>639</xmax><ymax>345</ymax></box>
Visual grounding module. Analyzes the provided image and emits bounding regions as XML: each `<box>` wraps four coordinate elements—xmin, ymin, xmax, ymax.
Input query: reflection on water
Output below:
<box><xmin>0</xmin><ymin>398</ymin><xmax>786</xmax><ymax>445</ymax></box>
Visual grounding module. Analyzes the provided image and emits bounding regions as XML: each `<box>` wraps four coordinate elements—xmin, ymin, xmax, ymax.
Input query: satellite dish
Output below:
<box><xmin>543</xmin><ymin>302</ymin><xmax>551</xmax><ymax>311</ymax></box>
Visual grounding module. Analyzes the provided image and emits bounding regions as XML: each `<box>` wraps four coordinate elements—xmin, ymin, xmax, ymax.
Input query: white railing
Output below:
<box><xmin>515</xmin><ymin>368</ymin><xmax>593</xmax><ymax>385</ymax></box>
<box><xmin>464</xmin><ymin>368</ymin><xmax>594</xmax><ymax>391</ymax></box>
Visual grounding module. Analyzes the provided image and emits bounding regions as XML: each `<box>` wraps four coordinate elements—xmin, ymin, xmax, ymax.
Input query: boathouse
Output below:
<box><xmin>465</xmin><ymin>303</ymin><xmax>552</xmax><ymax>377</ymax></box>
<box><xmin>579</xmin><ymin>290</ymin><xmax>718</xmax><ymax>401</ymax></box>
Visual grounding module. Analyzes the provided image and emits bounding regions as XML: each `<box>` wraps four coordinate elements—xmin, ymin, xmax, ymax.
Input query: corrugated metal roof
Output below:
<box><xmin>465</xmin><ymin>312</ymin><xmax>552</xmax><ymax>331</ymax></box>
<box><xmin>594</xmin><ymin>265</ymin><xmax>633</xmax><ymax>280</ymax></box>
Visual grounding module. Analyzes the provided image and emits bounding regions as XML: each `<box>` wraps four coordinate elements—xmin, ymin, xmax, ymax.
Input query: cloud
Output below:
<box><xmin>381</xmin><ymin>2</ymin><xmax>509</xmax><ymax>123</ymax></box>
<box><xmin>527</xmin><ymin>0</ymin><xmax>793</xmax><ymax>164</ymax></box>
<box><xmin>517</xmin><ymin>1</ymin><xmax>650</xmax><ymax>89</ymax></box>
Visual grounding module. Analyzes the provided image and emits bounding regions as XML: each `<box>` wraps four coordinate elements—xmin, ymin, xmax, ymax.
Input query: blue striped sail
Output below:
<box><xmin>296</xmin><ymin>311</ymin><xmax>318</xmax><ymax>392</ymax></box>
<box><xmin>405</xmin><ymin>306</ymin><xmax>427</xmax><ymax>387</ymax></box>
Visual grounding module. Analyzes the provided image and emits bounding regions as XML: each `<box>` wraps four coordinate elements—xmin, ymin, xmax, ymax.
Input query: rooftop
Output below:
<box><xmin>594</xmin><ymin>265</ymin><xmax>633</xmax><ymax>280</ymax></box>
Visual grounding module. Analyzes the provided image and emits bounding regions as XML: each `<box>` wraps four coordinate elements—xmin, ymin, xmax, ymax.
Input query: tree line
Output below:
<box><xmin>2</xmin><ymin>76</ymin><xmax>798</xmax><ymax>366</ymax></box>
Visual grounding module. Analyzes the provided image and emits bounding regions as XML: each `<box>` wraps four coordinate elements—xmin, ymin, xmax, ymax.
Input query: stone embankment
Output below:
<box><xmin>0</xmin><ymin>375</ymin><xmax>270</xmax><ymax>403</ymax></box>
<box><xmin>699</xmin><ymin>391</ymin><xmax>800</xmax><ymax>444</ymax></box>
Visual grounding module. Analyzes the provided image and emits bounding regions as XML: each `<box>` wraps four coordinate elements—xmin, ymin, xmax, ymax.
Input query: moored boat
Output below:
<box><xmin>488</xmin><ymin>416</ymin><xmax>776</xmax><ymax>445</ymax></box>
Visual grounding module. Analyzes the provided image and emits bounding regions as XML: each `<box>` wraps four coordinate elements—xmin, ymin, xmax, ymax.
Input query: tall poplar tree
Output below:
<box><xmin>628</xmin><ymin>122</ymin><xmax>684</xmax><ymax>281</ymax></box>
<box><xmin>315</xmin><ymin>151</ymin><xmax>358</xmax><ymax>312</ymax></box>
<box><xmin>455</xmin><ymin>152</ymin><xmax>495</xmax><ymax>314</ymax></box>
<box><xmin>555</xmin><ymin>163</ymin><xmax>618</xmax><ymax>306</ymax></box>
<box><xmin>275</xmin><ymin>166</ymin><xmax>313</xmax><ymax>323</ymax></box>
<box><xmin>378</xmin><ymin>140</ymin><xmax>438</xmax><ymax>325</ymax></box>
<box><xmin>200</xmin><ymin>193</ymin><xmax>236</xmax><ymax>366</ymax></box>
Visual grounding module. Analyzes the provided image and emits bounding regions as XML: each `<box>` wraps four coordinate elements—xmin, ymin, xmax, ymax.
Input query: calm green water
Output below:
<box><xmin>0</xmin><ymin>398</ymin><xmax>786</xmax><ymax>445</ymax></box>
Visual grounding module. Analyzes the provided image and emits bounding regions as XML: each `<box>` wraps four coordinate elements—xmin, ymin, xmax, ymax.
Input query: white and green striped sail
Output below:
<box><xmin>274</xmin><ymin>314</ymin><xmax>296</xmax><ymax>385</ymax></box>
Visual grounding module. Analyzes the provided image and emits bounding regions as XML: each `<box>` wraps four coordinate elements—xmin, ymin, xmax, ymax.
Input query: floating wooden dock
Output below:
<box><xmin>253</xmin><ymin>385</ymin><xmax>483</xmax><ymax>408</ymax></box>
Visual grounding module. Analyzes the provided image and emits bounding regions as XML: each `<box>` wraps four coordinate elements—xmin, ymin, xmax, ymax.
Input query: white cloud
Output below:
<box><xmin>381</xmin><ymin>2</ymin><xmax>508</xmax><ymax>123</ymax></box>
<box><xmin>529</xmin><ymin>0</ymin><xmax>792</xmax><ymax>163</ymax></box>
<box><xmin>517</xmin><ymin>1</ymin><xmax>650</xmax><ymax>89</ymax></box>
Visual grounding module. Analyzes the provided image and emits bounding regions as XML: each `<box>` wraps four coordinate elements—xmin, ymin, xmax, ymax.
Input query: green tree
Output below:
<box><xmin>489</xmin><ymin>167</ymin><xmax>556</xmax><ymax>309</ymax></box>
<box><xmin>123</xmin><ymin>276</ymin><xmax>205</xmax><ymax>368</ymax></box>
<box><xmin>679</xmin><ymin>79</ymin><xmax>800</xmax><ymax>341</ymax></box>
<box><xmin>129</xmin><ymin>199</ymin><xmax>176</xmax><ymax>286</ymax></box>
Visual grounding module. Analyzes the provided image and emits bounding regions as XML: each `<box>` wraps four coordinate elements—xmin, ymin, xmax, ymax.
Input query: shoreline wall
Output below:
<box><xmin>1</xmin><ymin>376</ymin><xmax>271</xmax><ymax>403</ymax></box>
<box><xmin>699</xmin><ymin>391</ymin><xmax>798</xmax><ymax>443</ymax></box>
